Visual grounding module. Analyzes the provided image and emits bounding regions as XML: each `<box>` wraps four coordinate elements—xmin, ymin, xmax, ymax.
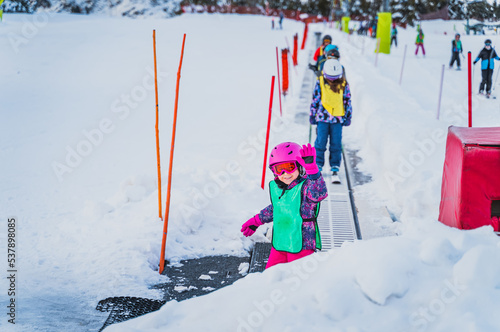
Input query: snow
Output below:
<box><xmin>105</xmin><ymin>221</ymin><xmax>500</xmax><ymax>332</ymax></box>
<box><xmin>2</xmin><ymin>12</ymin><xmax>500</xmax><ymax>332</ymax></box>
<box><xmin>198</xmin><ymin>274</ymin><xmax>212</xmax><ymax>280</ymax></box>
<box><xmin>174</xmin><ymin>285</ymin><xmax>197</xmax><ymax>293</ymax></box>
<box><xmin>104</xmin><ymin>221</ymin><xmax>500</xmax><ymax>332</ymax></box>
<box><xmin>239</xmin><ymin>262</ymin><xmax>250</xmax><ymax>275</ymax></box>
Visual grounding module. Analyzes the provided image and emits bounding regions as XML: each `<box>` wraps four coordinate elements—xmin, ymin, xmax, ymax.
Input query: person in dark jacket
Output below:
<box><xmin>449</xmin><ymin>33</ymin><xmax>463</xmax><ymax>70</ymax></box>
<box><xmin>309</xmin><ymin>45</ymin><xmax>344</xmax><ymax>79</ymax></box>
<box><xmin>312</xmin><ymin>35</ymin><xmax>332</xmax><ymax>64</ymax></box>
<box><xmin>473</xmin><ymin>39</ymin><xmax>500</xmax><ymax>97</ymax></box>
<box><xmin>308</xmin><ymin>35</ymin><xmax>332</xmax><ymax>77</ymax></box>
<box><xmin>391</xmin><ymin>23</ymin><xmax>398</xmax><ymax>47</ymax></box>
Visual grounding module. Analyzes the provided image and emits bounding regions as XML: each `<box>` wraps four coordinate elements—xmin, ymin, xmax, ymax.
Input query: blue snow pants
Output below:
<box><xmin>315</xmin><ymin>122</ymin><xmax>343</xmax><ymax>171</ymax></box>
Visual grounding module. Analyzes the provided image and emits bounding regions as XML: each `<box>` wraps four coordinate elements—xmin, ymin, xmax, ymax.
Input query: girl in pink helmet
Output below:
<box><xmin>240</xmin><ymin>142</ymin><xmax>328</xmax><ymax>268</ymax></box>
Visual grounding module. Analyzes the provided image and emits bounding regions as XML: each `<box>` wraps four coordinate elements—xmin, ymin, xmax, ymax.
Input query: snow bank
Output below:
<box><xmin>108</xmin><ymin>220</ymin><xmax>500</xmax><ymax>331</ymax></box>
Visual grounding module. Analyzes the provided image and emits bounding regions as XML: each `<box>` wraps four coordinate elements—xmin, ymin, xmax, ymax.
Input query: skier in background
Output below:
<box><xmin>449</xmin><ymin>33</ymin><xmax>463</xmax><ymax>70</ymax></box>
<box><xmin>371</xmin><ymin>19</ymin><xmax>377</xmax><ymax>37</ymax></box>
<box><xmin>241</xmin><ymin>143</ymin><xmax>327</xmax><ymax>268</ymax></box>
<box><xmin>324</xmin><ymin>45</ymin><xmax>340</xmax><ymax>60</ymax></box>
<box><xmin>324</xmin><ymin>45</ymin><xmax>347</xmax><ymax>79</ymax></box>
<box><xmin>358</xmin><ymin>21</ymin><xmax>365</xmax><ymax>35</ymax></box>
<box><xmin>309</xmin><ymin>44</ymin><xmax>342</xmax><ymax>78</ymax></box>
<box><xmin>308</xmin><ymin>35</ymin><xmax>332</xmax><ymax>75</ymax></box>
<box><xmin>415</xmin><ymin>28</ymin><xmax>425</xmax><ymax>56</ymax></box>
<box><xmin>310</xmin><ymin>59</ymin><xmax>353</xmax><ymax>184</ymax></box>
<box><xmin>279</xmin><ymin>11</ymin><xmax>284</xmax><ymax>29</ymax></box>
<box><xmin>313</xmin><ymin>35</ymin><xmax>332</xmax><ymax>63</ymax></box>
<box><xmin>473</xmin><ymin>39</ymin><xmax>500</xmax><ymax>98</ymax></box>
<box><xmin>391</xmin><ymin>23</ymin><xmax>398</xmax><ymax>47</ymax></box>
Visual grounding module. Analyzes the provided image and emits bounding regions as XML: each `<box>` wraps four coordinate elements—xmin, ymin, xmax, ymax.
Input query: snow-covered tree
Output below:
<box><xmin>466</xmin><ymin>0</ymin><xmax>493</xmax><ymax>21</ymax></box>
<box><xmin>391</xmin><ymin>0</ymin><xmax>417</xmax><ymax>25</ymax></box>
<box><xmin>448</xmin><ymin>0</ymin><xmax>466</xmax><ymax>19</ymax></box>
<box><xmin>4</xmin><ymin>0</ymin><xmax>181</xmax><ymax>16</ymax></box>
<box><xmin>350</xmin><ymin>0</ymin><xmax>371</xmax><ymax>18</ymax></box>
<box><xmin>493</xmin><ymin>0</ymin><xmax>500</xmax><ymax>20</ymax></box>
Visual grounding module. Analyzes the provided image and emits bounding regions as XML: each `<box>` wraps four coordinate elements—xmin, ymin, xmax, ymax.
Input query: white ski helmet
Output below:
<box><xmin>323</xmin><ymin>59</ymin><xmax>343</xmax><ymax>81</ymax></box>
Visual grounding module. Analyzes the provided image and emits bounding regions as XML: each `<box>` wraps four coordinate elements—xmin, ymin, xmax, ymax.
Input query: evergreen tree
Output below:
<box><xmin>493</xmin><ymin>0</ymin><xmax>500</xmax><ymax>20</ymax></box>
<box><xmin>448</xmin><ymin>0</ymin><xmax>466</xmax><ymax>20</ymax></box>
<box><xmin>6</xmin><ymin>0</ymin><xmax>500</xmax><ymax>21</ymax></box>
<box><xmin>304</xmin><ymin>0</ymin><xmax>333</xmax><ymax>17</ymax></box>
<box><xmin>350</xmin><ymin>0</ymin><xmax>370</xmax><ymax>19</ymax></box>
<box><xmin>6</xmin><ymin>0</ymin><xmax>34</xmax><ymax>12</ymax></box>
<box><xmin>466</xmin><ymin>0</ymin><xmax>493</xmax><ymax>21</ymax></box>
<box><xmin>391</xmin><ymin>0</ymin><xmax>417</xmax><ymax>26</ymax></box>
<box><xmin>368</xmin><ymin>0</ymin><xmax>383</xmax><ymax>17</ymax></box>
<box><xmin>266</xmin><ymin>0</ymin><xmax>305</xmax><ymax>12</ymax></box>
<box><xmin>425</xmin><ymin>0</ymin><xmax>447</xmax><ymax>13</ymax></box>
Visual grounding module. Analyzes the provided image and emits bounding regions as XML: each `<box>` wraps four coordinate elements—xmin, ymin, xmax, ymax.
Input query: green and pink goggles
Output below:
<box><xmin>270</xmin><ymin>161</ymin><xmax>297</xmax><ymax>176</ymax></box>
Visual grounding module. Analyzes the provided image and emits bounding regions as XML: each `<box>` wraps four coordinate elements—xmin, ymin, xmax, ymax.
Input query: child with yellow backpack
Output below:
<box><xmin>309</xmin><ymin>59</ymin><xmax>353</xmax><ymax>184</ymax></box>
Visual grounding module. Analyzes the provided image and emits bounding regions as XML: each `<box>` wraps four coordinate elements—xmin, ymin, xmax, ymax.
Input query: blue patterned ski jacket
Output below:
<box><xmin>310</xmin><ymin>80</ymin><xmax>353</xmax><ymax>126</ymax></box>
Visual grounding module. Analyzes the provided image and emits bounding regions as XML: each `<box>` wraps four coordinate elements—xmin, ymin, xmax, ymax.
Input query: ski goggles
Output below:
<box><xmin>324</xmin><ymin>73</ymin><xmax>343</xmax><ymax>81</ymax></box>
<box><xmin>270</xmin><ymin>162</ymin><xmax>297</xmax><ymax>175</ymax></box>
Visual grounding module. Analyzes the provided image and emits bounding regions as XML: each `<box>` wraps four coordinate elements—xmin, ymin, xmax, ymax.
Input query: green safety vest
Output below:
<box><xmin>269</xmin><ymin>180</ymin><xmax>322</xmax><ymax>253</ymax></box>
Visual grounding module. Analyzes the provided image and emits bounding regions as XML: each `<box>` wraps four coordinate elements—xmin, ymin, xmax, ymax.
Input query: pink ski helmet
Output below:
<box><xmin>269</xmin><ymin>142</ymin><xmax>301</xmax><ymax>167</ymax></box>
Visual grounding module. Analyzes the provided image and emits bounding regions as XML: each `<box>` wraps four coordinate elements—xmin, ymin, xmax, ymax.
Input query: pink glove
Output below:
<box><xmin>296</xmin><ymin>143</ymin><xmax>319</xmax><ymax>174</ymax></box>
<box><xmin>241</xmin><ymin>215</ymin><xmax>263</xmax><ymax>237</ymax></box>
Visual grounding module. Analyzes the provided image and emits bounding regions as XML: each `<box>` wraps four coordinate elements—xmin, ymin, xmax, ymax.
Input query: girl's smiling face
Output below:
<box><xmin>278</xmin><ymin>169</ymin><xmax>299</xmax><ymax>185</ymax></box>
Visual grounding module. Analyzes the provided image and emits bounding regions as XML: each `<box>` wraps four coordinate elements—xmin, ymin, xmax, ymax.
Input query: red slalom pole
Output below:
<box><xmin>159</xmin><ymin>33</ymin><xmax>187</xmax><ymax>275</ymax></box>
<box><xmin>275</xmin><ymin>47</ymin><xmax>282</xmax><ymax>116</ymax></box>
<box><xmin>293</xmin><ymin>33</ymin><xmax>298</xmax><ymax>66</ymax></box>
<box><xmin>261</xmin><ymin>76</ymin><xmax>276</xmax><ymax>190</ymax></box>
<box><xmin>281</xmin><ymin>49</ymin><xmax>289</xmax><ymax>95</ymax></box>
<box><xmin>301</xmin><ymin>22</ymin><xmax>308</xmax><ymax>50</ymax></box>
<box><xmin>468</xmin><ymin>51</ymin><xmax>472</xmax><ymax>127</ymax></box>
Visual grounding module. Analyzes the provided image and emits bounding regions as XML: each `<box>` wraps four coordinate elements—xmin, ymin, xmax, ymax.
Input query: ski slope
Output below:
<box><xmin>2</xmin><ymin>12</ymin><xmax>500</xmax><ymax>331</ymax></box>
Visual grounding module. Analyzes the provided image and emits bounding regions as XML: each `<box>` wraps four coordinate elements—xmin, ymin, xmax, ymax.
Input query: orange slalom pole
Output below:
<box><xmin>275</xmin><ymin>47</ymin><xmax>282</xmax><ymax>116</ymax></box>
<box><xmin>159</xmin><ymin>33</ymin><xmax>187</xmax><ymax>275</ymax></box>
<box><xmin>261</xmin><ymin>76</ymin><xmax>276</xmax><ymax>190</ymax></box>
<box><xmin>153</xmin><ymin>30</ymin><xmax>163</xmax><ymax>221</ymax></box>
